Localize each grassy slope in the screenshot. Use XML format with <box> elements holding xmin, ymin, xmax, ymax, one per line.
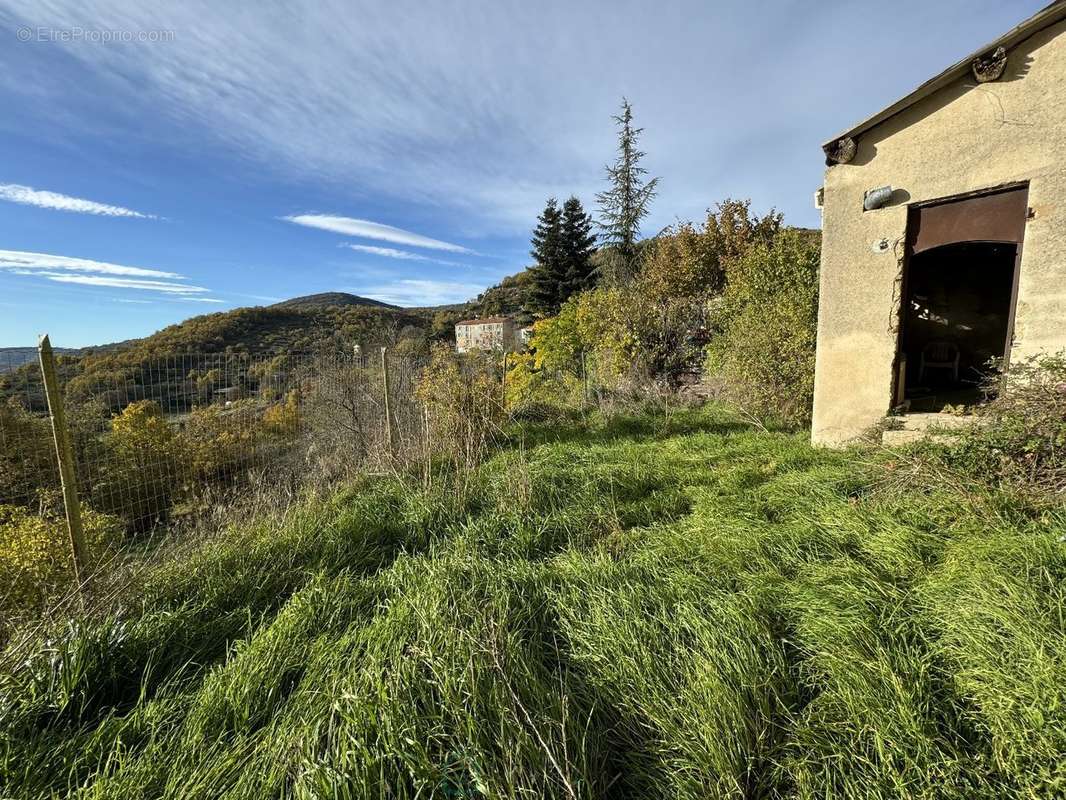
<box><xmin>1</xmin><ymin>406</ymin><xmax>1064</xmax><ymax>799</ymax></box>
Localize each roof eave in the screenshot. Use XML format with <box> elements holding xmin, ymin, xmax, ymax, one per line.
<box><xmin>821</xmin><ymin>1</ymin><xmax>1066</xmax><ymax>156</ymax></box>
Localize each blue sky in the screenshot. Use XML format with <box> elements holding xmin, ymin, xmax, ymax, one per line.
<box><xmin>0</xmin><ymin>0</ymin><xmax>1045</xmax><ymax>346</ymax></box>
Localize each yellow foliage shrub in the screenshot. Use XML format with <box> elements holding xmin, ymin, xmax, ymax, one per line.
<box><xmin>416</xmin><ymin>345</ymin><xmax>504</xmax><ymax>472</ymax></box>
<box><xmin>263</xmin><ymin>391</ymin><xmax>300</xmax><ymax>437</ymax></box>
<box><xmin>0</xmin><ymin>501</ymin><xmax>122</xmax><ymax>614</ymax></box>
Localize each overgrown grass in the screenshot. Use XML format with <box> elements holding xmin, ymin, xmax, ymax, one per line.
<box><xmin>1</xmin><ymin>404</ymin><xmax>1063</xmax><ymax>798</ymax></box>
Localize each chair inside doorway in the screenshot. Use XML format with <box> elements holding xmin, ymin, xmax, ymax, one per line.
<box><xmin>898</xmin><ymin>241</ymin><xmax>1017</xmax><ymax>412</ymax></box>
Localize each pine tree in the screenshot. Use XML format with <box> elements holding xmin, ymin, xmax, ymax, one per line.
<box><xmin>527</xmin><ymin>197</ymin><xmax>566</xmax><ymax>316</ymax></box>
<box><xmin>595</xmin><ymin>99</ymin><xmax>659</xmax><ymax>285</ymax></box>
<box><xmin>560</xmin><ymin>196</ymin><xmax>597</xmax><ymax>297</ymax></box>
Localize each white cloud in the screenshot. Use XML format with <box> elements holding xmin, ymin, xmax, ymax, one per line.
<box><xmin>0</xmin><ymin>183</ymin><xmax>156</xmax><ymax>218</ymax></box>
<box><xmin>343</xmin><ymin>244</ymin><xmax>429</xmax><ymax>261</ymax></box>
<box><xmin>0</xmin><ymin>249</ymin><xmax>216</xmax><ymax>300</ymax></box>
<box><xmin>285</xmin><ymin>215</ymin><xmax>472</xmax><ymax>253</ymax></box>
<box><xmin>352</xmin><ymin>279</ymin><xmax>483</xmax><ymax>307</ymax></box>
<box><xmin>0</xmin><ymin>1</ymin><xmax>1038</xmax><ymax>236</ymax></box>
<box><xmin>0</xmin><ymin>250</ymin><xmax>180</xmax><ymax>278</ymax></box>
<box><xmin>340</xmin><ymin>243</ymin><xmax>471</xmax><ymax>268</ymax></box>
<box><xmin>29</xmin><ymin>273</ymin><xmax>210</xmax><ymax>295</ymax></box>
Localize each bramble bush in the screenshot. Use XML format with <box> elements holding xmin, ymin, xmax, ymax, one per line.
<box><xmin>942</xmin><ymin>352</ymin><xmax>1066</xmax><ymax>500</ymax></box>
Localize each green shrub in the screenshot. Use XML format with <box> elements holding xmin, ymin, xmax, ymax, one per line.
<box><xmin>0</xmin><ymin>400</ymin><xmax>57</xmax><ymax>506</ymax></box>
<box><xmin>705</xmin><ymin>228</ymin><xmax>820</xmax><ymax>425</ymax></box>
<box><xmin>942</xmin><ymin>352</ymin><xmax>1066</xmax><ymax>500</ymax></box>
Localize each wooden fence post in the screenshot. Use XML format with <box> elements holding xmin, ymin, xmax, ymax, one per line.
<box><xmin>38</xmin><ymin>334</ymin><xmax>88</xmax><ymax>593</ymax></box>
<box><xmin>581</xmin><ymin>349</ymin><xmax>589</xmax><ymax>404</ymax></box>
<box><xmin>501</xmin><ymin>350</ymin><xmax>508</xmax><ymax>411</ymax></box>
<box><xmin>381</xmin><ymin>346</ymin><xmax>395</xmax><ymax>459</ymax></box>
<box><xmin>422</xmin><ymin>404</ymin><xmax>431</xmax><ymax>490</ymax></box>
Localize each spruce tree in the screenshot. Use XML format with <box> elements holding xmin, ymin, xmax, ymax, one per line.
<box><xmin>595</xmin><ymin>99</ymin><xmax>659</xmax><ymax>284</ymax></box>
<box><xmin>527</xmin><ymin>197</ymin><xmax>566</xmax><ymax>316</ymax></box>
<box><xmin>560</xmin><ymin>196</ymin><xmax>597</xmax><ymax>296</ymax></box>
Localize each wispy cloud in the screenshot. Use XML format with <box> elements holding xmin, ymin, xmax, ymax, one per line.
<box><xmin>0</xmin><ymin>183</ymin><xmax>157</xmax><ymax>218</ymax></box>
<box><xmin>352</xmin><ymin>279</ymin><xmax>482</xmax><ymax>307</ymax></box>
<box><xmin>340</xmin><ymin>243</ymin><xmax>471</xmax><ymax>269</ymax></box>
<box><xmin>343</xmin><ymin>244</ymin><xmax>429</xmax><ymax>261</ymax></box>
<box><xmin>0</xmin><ymin>250</ymin><xmax>179</xmax><ymax>278</ymax></box>
<box><xmin>284</xmin><ymin>215</ymin><xmax>472</xmax><ymax>254</ymax></box>
<box><xmin>0</xmin><ymin>1</ymin><xmax>1039</xmax><ymax>238</ymax></box>
<box><xmin>0</xmin><ymin>249</ymin><xmax>218</xmax><ymax>301</ymax></box>
<box><xmin>23</xmin><ymin>273</ymin><xmax>211</xmax><ymax>295</ymax></box>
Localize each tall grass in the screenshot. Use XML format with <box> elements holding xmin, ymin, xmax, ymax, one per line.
<box><xmin>1</xmin><ymin>404</ymin><xmax>1063</xmax><ymax>798</ymax></box>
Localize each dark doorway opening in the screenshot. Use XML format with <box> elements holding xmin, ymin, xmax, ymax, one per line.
<box><xmin>899</xmin><ymin>241</ymin><xmax>1017</xmax><ymax>412</ymax></box>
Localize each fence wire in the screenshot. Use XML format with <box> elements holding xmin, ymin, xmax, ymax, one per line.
<box><xmin>0</xmin><ymin>349</ymin><xmax>429</xmax><ymax>537</ymax></box>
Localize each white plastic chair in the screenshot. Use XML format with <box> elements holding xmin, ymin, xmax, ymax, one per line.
<box><xmin>918</xmin><ymin>340</ymin><xmax>960</xmax><ymax>383</ymax></box>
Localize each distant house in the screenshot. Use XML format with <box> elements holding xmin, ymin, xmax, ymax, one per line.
<box><xmin>455</xmin><ymin>317</ymin><xmax>516</xmax><ymax>353</ymax></box>
<box><xmin>811</xmin><ymin>2</ymin><xmax>1066</xmax><ymax>445</ymax></box>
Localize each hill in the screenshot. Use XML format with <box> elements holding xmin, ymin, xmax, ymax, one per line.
<box><xmin>0</xmin><ymin>300</ymin><xmax>433</xmax><ymax>409</ymax></box>
<box><xmin>83</xmin><ymin>303</ymin><xmax>424</xmax><ymax>357</ymax></box>
<box><xmin>272</xmin><ymin>292</ymin><xmax>399</xmax><ymax>311</ymax></box>
<box><xmin>2</xmin><ymin>404</ymin><xmax>1061</xmax><ymax>796</ymax></box>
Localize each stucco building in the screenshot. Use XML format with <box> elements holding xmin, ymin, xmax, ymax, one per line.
<box><xmin>455</xmin><ymin>317</ymin><xmax>516</xmax><ymax>353</ymax></box>
<box><xmin>811</xmin><ymin>1</ymin><xmax>1066</xmax><ymax>445</ymax></box>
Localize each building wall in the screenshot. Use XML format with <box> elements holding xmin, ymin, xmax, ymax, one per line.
<box><xmin>455</xmin><ymin>320</ymin><xmax>515</xmax><ymax>353</ymax></box>
<box><xmin>812</xmin><ymin>19</ymin><xmax>1066</xmax><ymax>445</ymax></box>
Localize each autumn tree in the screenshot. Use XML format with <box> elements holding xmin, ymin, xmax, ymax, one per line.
<box><xmin>639</xmin><ymin>198</ymin><xmax>783</xmax><ymax>302</ymax></box>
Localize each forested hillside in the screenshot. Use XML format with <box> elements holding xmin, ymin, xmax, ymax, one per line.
<box><xmin>0</xmin><ymin>296</ymin><xmax>432</xmax><ymax>403</ymax></box>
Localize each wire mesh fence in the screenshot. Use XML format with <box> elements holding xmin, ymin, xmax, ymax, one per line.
<box><xmin>0</xmin><ymin>348</ymin><xmax>438</xmax><ymax>534</ymax></box>
<box><xmin>1</xmin><ymin>339</ymin><xmax>636</xmax><ymax>629</ymax></box>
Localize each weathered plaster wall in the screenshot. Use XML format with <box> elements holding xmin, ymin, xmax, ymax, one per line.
<box><xmin>812</xmin><ymin>20</ymin><xmax>1066</xmax><ymax>445</ymax></box>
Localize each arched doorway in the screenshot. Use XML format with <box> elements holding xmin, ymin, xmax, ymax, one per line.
<box><xmin>895</xmin><ymin>185</ymin><xmax>1028</xmax><ymax>412</ymax></box>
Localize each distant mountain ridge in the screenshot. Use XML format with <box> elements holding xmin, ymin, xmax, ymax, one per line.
<box><xmin>0</xmin><ymin>346</ymin><xmax>78</xmax><ymax>373</ymax></box>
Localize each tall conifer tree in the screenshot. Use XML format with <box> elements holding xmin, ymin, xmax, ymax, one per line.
<box><xmin>527</xmin><ymin>197</ymin><xmax>566</xmax><ymax>316</ymax></box>
<box><xmin>596</xmin><ymin>99</ymin><xmax>659</xmax><ymax>284</ymax></box>
<box><xmin>560</xmin><ymin>196</ymin><xmax>597</xmax><ymax>296</ymax></box>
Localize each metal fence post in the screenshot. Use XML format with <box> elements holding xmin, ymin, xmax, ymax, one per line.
<box><xmin>38</xmin><ymin>334</ymin><xmax>88</xmax><ymax>593</ymax></box>
<box><xmin>381</xmin><ymin>346</ymin><xmax>395</xmax><ymax>458</ymax></box>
